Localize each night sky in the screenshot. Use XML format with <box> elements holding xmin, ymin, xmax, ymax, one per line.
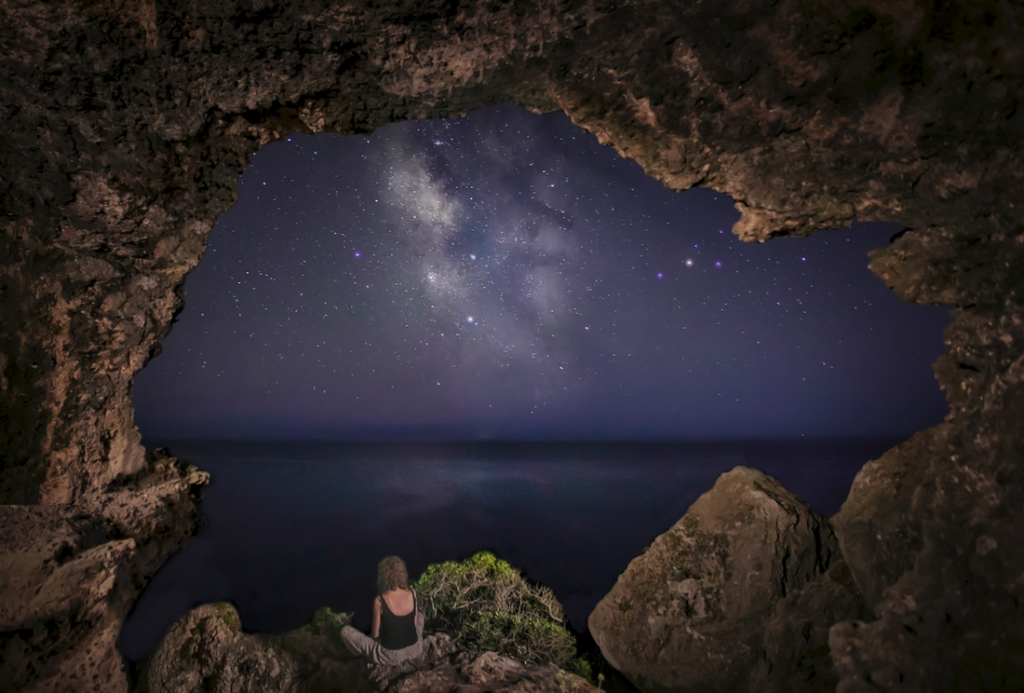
<box><xmin>133</xmin><ymin>104</ymin><xmax>950</xmax><ymax>441</ymax></box>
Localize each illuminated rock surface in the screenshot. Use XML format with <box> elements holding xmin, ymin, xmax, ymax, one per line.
<box><xmin>1</xmin><ymin>0</ymin><xmax>1022</xmax><ymax>690</ymax></box>
<box><xmin>589</xmin><ymin>467</ymin><xmax>843</xmax><ymax>691</ymax></box>
<box><xmin>0</xmin><ymin>451</ymin><xmax>206</xmax><ymax>693</ymax></box>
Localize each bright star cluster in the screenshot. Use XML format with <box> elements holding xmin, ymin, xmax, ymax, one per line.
<box><xmin>133</xmin><ymin>104</ymin><xmax>950</xmax><ymax>440</ymax></box>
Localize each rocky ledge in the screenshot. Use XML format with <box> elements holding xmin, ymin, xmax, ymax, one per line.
<box><xmin>140</xmin><ymin>603</ymin><xmax>598</xmax><ymax>693</ymax></box>
<box><xmin>0</xmin><ymin>451</ymin><xmax>207</xmax><ymax>693</ymax></box>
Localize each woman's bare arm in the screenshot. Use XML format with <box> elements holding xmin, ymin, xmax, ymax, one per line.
<box><xmin>371</xmin><ymin>596</ymin><xmax>382</xmax><ymax>639</ymax></box>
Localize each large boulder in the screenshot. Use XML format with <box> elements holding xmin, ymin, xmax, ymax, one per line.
<box><xmin>828</xmin><ymin>422</ymin><xmax>1024</xmax><ymax>691</ymax></box>
<box><xmin>589</xmin><ymin>466</ymin><xmax>840</xmax><ymax>692</ymax></box>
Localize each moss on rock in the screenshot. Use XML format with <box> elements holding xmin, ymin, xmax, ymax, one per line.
<box><xmin>215</xmin><ymin>602</ymin><xmax>242</xmax><ymax>632</ymax></box>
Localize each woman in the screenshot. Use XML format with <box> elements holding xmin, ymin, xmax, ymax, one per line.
<box><xmin>341</xmin><ymin>556</ymin><xmax>424</xmax><ymax>665</ymax></box>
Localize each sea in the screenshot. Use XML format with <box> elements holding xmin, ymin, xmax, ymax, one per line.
<box><xmin>116</xmin><ymin>437</ymin><xmax>901</xmax><ymax>662</ymax></box>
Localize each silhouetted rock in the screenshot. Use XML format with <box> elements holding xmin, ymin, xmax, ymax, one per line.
<box><xmin>589</xmin><ymin>466</ymin><xmax>839</xmax><ymax>692</ymax></box>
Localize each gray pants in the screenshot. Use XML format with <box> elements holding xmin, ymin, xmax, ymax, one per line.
<box><xmin>340</xmin><ymin>619</ymin><xmax>424</xmax><ymax>666</ymax></box>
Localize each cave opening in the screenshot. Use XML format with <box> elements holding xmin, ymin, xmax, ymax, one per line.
<box><xmin>121</xmin><ymin>103</ymin><xmax>950</xmax><ymax>661</ymax></box>
<box><xmin>2</xmin><ymin>1</ymin><xmax>1019</xmax><ymax>688</ymax></box>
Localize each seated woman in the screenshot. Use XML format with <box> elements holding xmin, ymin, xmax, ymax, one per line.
<box><xmin>341</xmin><ymin>556</ymin><xmax>424</xmax><ymax>666</ymax></box>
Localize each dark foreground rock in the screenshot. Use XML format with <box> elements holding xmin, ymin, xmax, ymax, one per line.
<box><xmin>143</xmin><ymin>603</ymin><xmax>599</xmax><ymax>693</ymax></box>
<box><xmin>829</xmin><ymin>424</ymin><xmax>1024</xmax><ymax>692</ymax></box>
<box><xmin>589</xmin><ymin>466</ymin><xmax>842</xmax><ymax>693</ymax></box>
<box><xmin>830</xmin><ymin>427</ymin><xmax>946</xmax><ymax>613</ymax></box>
<box><xmin>749</xmin><ymin>560</ymin><xmax>870</xmax><ymax>693</ymax></box>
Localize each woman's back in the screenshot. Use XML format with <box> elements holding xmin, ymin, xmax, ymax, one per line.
<box><xmin>341</xmin><ymin>556</ymin><xmax>424</xmax><ymax>664</ymax></box>
<box><xmin>378</xmin><ymin>588</ymin><xmax>418</xmax><ymax>650</ymax></box>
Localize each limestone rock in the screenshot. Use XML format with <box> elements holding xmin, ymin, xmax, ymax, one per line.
<box><xmin>589</xmin><ymin>466</ymin><xmax>840</xmax><ymax>692</ymax></box>
<box><xmin>388</xmin><ymin>650</ymin><xmax>598</xmax><ymax>693</ymax></box>
<box><xmin>829</xmin><ymin>422</ymin><xmax>1024</xmax><ymax>692</ymax></box>
<box><xmin>0</xmin><ymin>450</ymin><xmax>206</xmax><ymax>693</ymax></box>
<box><xmin>146</xmin><ymin>603</ymin><xmax>298</xmax><ymax>693</ymax></box>
<box><xmin>831</xmin><ymin>427</ymin><xmax>946</xmax><ymax>611</ymax></box>
<box><xmin>3</xmin><ymin>0</ymin><xmax>1024</xmax><ymax>689</ymax></box>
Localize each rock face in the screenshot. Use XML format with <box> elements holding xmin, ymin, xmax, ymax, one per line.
<box><xmin>589</xmin><ymin>467</ymin><xmax>841</xmax><ymax>692</ymax></box>
<box><xmin>144</xmin><ymin>603</ymin><xmax>598</xmax><ymax>693</ymax></box>
<box><xmin>830</xmin><ymin>423</ymin><xmax>1024</xmax><ymax>691</ymax></box>
<box><xmin>749</xmin><ymin>560</ymin><xmax>870</xmax><ymax>693</ymax></box>
<box><xmin>831</xmin><ymin>427</ymin><xmax>945</xmax><ymax>612</ymax></box>
<box><xmin>0</xmin><ymin>451</ymin><xmax>207</xmax><ymax>693</ymax></box>
<box><xmin>2</xmin><ymin>0</ymin><xmax>1023</xmax><ymax>690</ymax></box>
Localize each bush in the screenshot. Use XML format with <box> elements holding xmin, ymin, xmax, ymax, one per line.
<box><xmin>309</xmin><ymin>606</ymin><xmax>352</xmax><ymax>635</ymax></box>
<box><xmin>411</xmin><ymin>551</ymin><xmax>576</xmax><ymax>668</ymax></box>
<box><xmin>572</xmin><ymin>656</ymin><xmax>593</xmax><ymax>683</ymax></box>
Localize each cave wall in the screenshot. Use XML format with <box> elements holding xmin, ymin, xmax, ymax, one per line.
<box><xmin>1</xmin><ymin>0</ymin><xmax>1022</xmax><ymax>690</ymax></box>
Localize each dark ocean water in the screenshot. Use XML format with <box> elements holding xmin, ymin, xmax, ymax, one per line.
<box><xmin>117</xmin><ymin>438</ymin><xmax>902</xmax><ymax>662</ymax></box>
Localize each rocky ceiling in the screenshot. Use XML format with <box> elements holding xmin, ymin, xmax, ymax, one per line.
<box><xmin>1</xmin><ymin>0</ymin><xmax>1022</xmax><ymax>691</ymax></box>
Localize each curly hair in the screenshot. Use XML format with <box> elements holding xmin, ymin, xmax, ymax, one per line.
<box><xmin>377</xmin><ymin>556</ymin><xmax>409</xmax><ymax>593</ymax></box>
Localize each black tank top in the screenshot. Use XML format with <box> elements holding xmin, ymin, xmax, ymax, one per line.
<box><xmin>378</xmin><ymin>591</ymin><xmax>418</xmax><ymax>650</ymax></box>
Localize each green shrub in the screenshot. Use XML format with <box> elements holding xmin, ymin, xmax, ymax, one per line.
<box><xmin>572</xmin><ymin>656</ymin><xmax>594</xmax><ymax>683</ymax></box>
<box><xmin>309</xmin><ymin>606</ymin><xmax>352</xmax><ymax>635</ymax></box>
<box><xmin>411</xmin><ymin>551</ymin><xmax>576</xmax><ymax>668</ymax></box>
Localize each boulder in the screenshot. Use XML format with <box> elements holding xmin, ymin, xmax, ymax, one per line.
<box><xmin>830</xmin><ymin>427</ymin><xmax>945</xmax><ymax>611</ymax></box>
<box><xmin>145</xmin><ymin>603</ymin><xmax>299</xmax><ymax>693</ymax></box>
<box><xmin>589</xmin><ymin>466</ymin><xmax>840</xmax><ymax>692</ymax></box>
<box><xmin>828</xmin><ymin>422</ymin><xmax>1024</xmax><ymax>692</ymax></box>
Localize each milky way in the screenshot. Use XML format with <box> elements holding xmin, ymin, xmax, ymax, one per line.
<box><xmin>133</xmin><ymin>104</ymin><xmax>950</xmax><ymax>440</ymax></box>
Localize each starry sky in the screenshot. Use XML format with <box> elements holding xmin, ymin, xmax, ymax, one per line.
<box><xmin>133</xmin><ymin>104</ymin><xmax>950</xmax><ymax>441</ymax></box>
